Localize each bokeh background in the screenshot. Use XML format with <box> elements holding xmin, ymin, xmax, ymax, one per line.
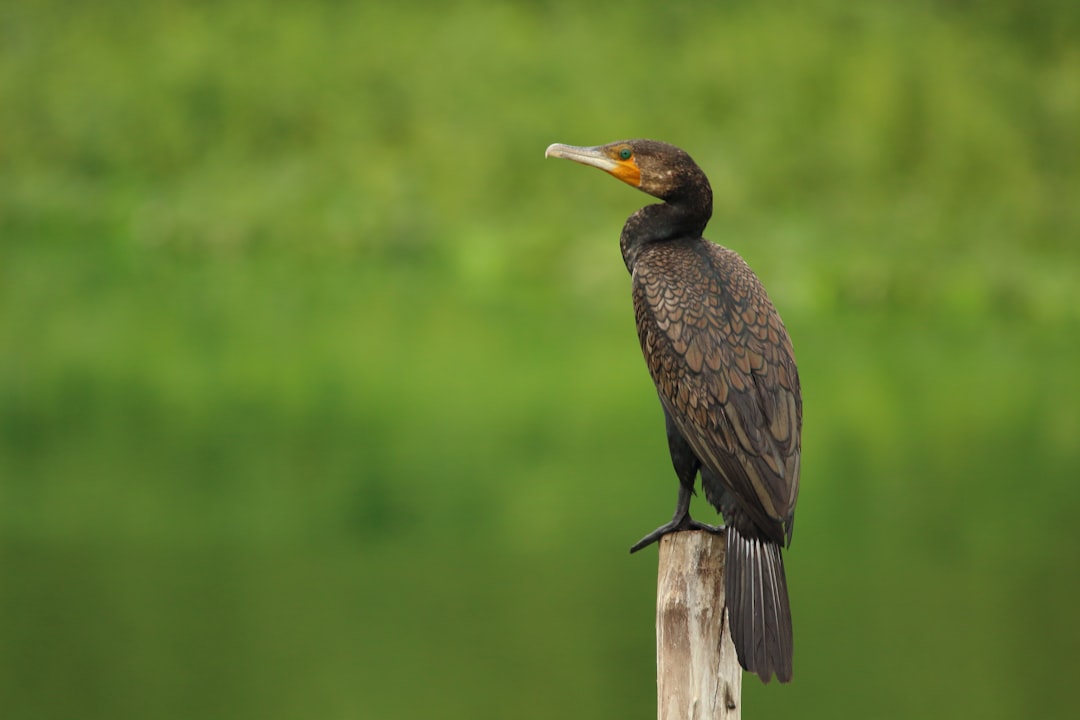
<box><xmin>2</xmin><ymin>1</ymin><xmax>1079</xmax><ymax>718</ymax></box>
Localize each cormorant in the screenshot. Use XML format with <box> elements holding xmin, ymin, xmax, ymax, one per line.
<box><xmin>545</xmin><ymin>139</ymin><xmax>802</xmax><ymax>684</ymax></box>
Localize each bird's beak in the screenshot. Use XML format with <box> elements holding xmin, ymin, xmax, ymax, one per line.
<box><xmin>545</xmin><ymin>143</ymin><xmax>617</xmax><ymax>170</ymax></box>
<box><xmin>545</xmin><ymin>143</ymin><xmax>641</xmax><ymax>187</ymax></box>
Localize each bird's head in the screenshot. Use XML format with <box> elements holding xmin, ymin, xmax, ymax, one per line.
<box><xmin>544</xmin><ymin>139</ymin><xmax>710</xmax><ymax>205</ymax></box>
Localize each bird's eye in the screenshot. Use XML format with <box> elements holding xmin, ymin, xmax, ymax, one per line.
<box><xmin>619</xmin><ymin>148</ymin><xmax>633</xmax><ymax>160</ymax></box>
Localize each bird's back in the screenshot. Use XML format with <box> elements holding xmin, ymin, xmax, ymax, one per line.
<box><xmin>631</xmin><ymin>237</ymin><xmax>801</xmax><ymax>543</ymax></box>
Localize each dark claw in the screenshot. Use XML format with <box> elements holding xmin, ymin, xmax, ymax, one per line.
<box><xmin>629</xmin><ymin>516</ymin><xmax>724</xmax><ymax>554</ymax></box>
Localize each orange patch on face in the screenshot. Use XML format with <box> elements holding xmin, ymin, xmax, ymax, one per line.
<box><xmin>609</xmin><ymin>158</ymin><xmax>641</xmax><ymax>187</ymax></box>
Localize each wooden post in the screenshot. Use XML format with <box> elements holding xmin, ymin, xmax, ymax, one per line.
<box><xmin>656</xmin><ymin>531</ymin><xmax>741</xmax><ymax>720</ymax></box>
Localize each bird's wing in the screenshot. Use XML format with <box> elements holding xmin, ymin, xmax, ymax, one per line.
<box><xmin>633</xmin><ymin>240</ymin><xmax>802</xmax><ymax>544</ymax></box>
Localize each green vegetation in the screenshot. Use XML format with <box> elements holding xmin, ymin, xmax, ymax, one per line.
<box><xmin>2</xmin><ymin>1</ymin><xmax>1078</xmax><ymax>718</ymax></box>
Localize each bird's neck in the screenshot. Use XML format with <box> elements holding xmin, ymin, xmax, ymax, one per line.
<box><xmin>620</xmin><ymin>197</ymin><xmax>711</xmax><ymax>273</ymax></box>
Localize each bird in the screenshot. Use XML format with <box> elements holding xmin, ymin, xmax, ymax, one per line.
<box><xmin>545</xmin><ymin>139</ymin><xmax>802</xmax><ymax>683</ymax></box>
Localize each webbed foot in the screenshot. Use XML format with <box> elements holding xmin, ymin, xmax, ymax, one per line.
<box><xmin>629</xmin><ymin>514</ymin><xmax>724</xmax><ymax>553</ymax></box>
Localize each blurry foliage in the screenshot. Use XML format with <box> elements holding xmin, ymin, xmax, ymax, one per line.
<box><xmin>1</xmin><ymin>1</ymin><xmax>1079</xmax><ymax>718</ymax></box>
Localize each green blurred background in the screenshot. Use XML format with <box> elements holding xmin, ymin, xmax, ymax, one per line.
<box><xmin>2</xmin><ymin>0</ymin><xmax>1079</xmax><ymax>718</ymax></box>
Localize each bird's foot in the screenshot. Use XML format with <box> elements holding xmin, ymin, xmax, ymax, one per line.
<box><xmin>629</xmin><ymin>515</ymin><xmax>725</xmax><ymax>554</ymax></box>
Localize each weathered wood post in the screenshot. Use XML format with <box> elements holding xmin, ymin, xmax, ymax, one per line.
<box><xmin>656</xmin><ymin>531</ymin><xmax>741</xmax><ymax>720</ymax></box>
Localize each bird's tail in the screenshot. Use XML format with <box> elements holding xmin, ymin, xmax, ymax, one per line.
<box><xmin>724</xmin><ymin>526</ymin><xmax>793</xmax><ymax>683</ymax></box>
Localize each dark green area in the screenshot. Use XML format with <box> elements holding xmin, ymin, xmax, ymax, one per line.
<box><xmin>2</xmin><ymin>1</ymin><xmax>1079</xmax><ymax>718</ymax></box>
